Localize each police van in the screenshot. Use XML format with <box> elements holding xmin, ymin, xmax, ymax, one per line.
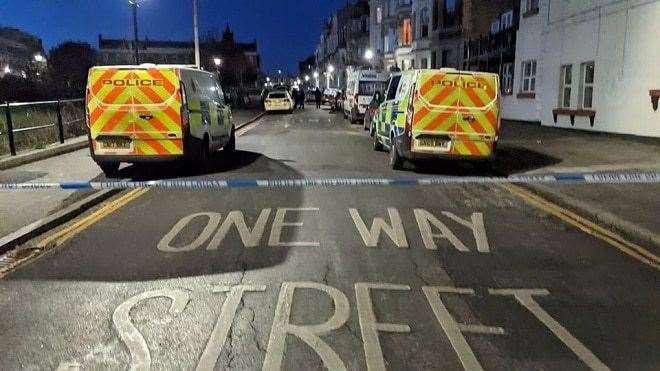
<box><xmin>372</xmin><ymin>69</ymin><xmax>501</xmax><ymax>170</ymax></box>
<box><xmin>342</xmin><ymin>67</ymin><xmax>388</xmax><ymax>123</ymax></box>
<box><xmin>85</xmin><ymin>64</ymin><xmax>234</xmax><ymax>175</ymax></box>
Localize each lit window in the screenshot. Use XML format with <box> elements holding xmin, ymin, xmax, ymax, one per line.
<box><xmin>559</xmin><ymin>64</ymin><xmax>572</xmax><ymax>108</ymax></box>
<box><xmin>580</xmin><ymin>62</ymin><xmax>595</xmax><ymax>109</ymax></box>
<box><xmin>401</xmin><ymin>18</ymin><xmax>412</xmax><ymax>45</ymax></box>
<box><xmin>521</xmin><ymin>60</ymin><xmax>537</xmax><ymax>93</ymax></box>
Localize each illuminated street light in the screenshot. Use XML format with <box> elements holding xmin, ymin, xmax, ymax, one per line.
<box><xmin>266</xmin><ymin>77</ymin><xmax>271</xmax><ymax>82</ymax></box>
<box><xmin>313</xmin><ymin>71</ymin><xmax>319</xmax><ymax>78</ymax></box>
<box><xmin>34</xmin><ymin>54</ymin><xmax>44</xmax><ymax>62</ymax></box>
<box><xmin>3</xmin><ymin>65</ymin><xmax>10</xmax><ymax>74</ymax></box>
<box><xmin>213</xmin><ymin>57</ymin><xmax>222</xmax><ymax>66</ymax></box>
<box><xmin>327</xmin><ymin>65</ymin><xmax>335</xmax><ymax>73</ymax></box>
<box><xmin>304</xmin><ymin>75</ymin><xmax>310</xmax><ymax>82</ymax></box>
<box><xmin>364</xmin><ymin>49</ymin><xmax>374</xmax><ymax>61</ymax></box>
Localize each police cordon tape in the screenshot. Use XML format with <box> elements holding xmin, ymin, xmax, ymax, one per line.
<box><xmin>1</xmin><ymin>171</ymin><xmax>659</xmax><ymax>190</ymax></box>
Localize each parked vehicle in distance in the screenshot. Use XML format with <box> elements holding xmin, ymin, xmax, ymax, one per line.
<box><xmin>86</xmin><ymin>64</ymin><xmax>234</xmax><ymax>175</ymax></box>
<box><xmin>364</xmin><ymin>90</ymin><xmax>384</xmax><ymax>134</ymax></box>
<box><xmin>373</xmin><ymin>68</ymin><xmax>501</xmax><ymax>170</ymax></box>
<box><xmin>322</xmin><ymin>88</ymin><xmax>340</xmax><ymax>105</ymax></box>
<box><xmin>264</xmin><ymin>90</ymin><xmax>294</xmax><ymax>113</ymax></box>
<box><xmin>343</xmin><ymin>68</ymin><xmax>388</xmax><ymax>124</ymax></box>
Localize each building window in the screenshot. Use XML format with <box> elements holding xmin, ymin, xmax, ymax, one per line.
<box><xmin>443</xmin><ymin>0</ymin><xmax>462</xmax><ymax>28</ymax></box>
<box><xmin>421</xmin><ymin>58</ymin><xmax>428</xmax><ymax>69</ymax></box>
<box><xmin>521</xmin><ymin>60</ymin><xmax>537</xmax><ymax>93</ymax></box>
<box><xmin>501</xmin><ymin>63</ymin><xmax>513</xmax><ymax>94</ymax></box>
<box><xmin>431</xmin><ymin>52</ymin><xmax>437</xmax><ymax>68</ymax></box>
<box><xmin>401</xmin><ymin>18</ymin><xmax>413</xmax><ymax>46</ymax></box>
<box><xmin>524</xmin><ymin>0</ymin><xmax>539</xmax><ymax>16</ymax></box>
<box><xmin>501</xmin><ymin>10</ymin><xmax>514</xmax><ymax>29</ymax></box>
<box><xmin>580</xmin><ymin>62</ymin><xmax>595</xmax><ymax>109</ymax></box>
<box><xmin>490</xmin><ymin>20</ymin><xmax>501</xmax><ymax>35</ymax></box>
<box><xmin>559</xmin><ymin>64</ymin><xmax>572</xmax><ymax>108</ymax></box>
<box><xmin>377</xmin><ymin>7</ymin><xmax>382</xmax><ymax>24</ymax></box>
<box><xmin>420</xmin><ymin>8</ymin><xmax>430</xmax><ymax>38</ymax></box>
<box><xmin>388</xmin><ymin>0</ymin><xmax>397</xmax><ymax>16</ymax></box>
<box><xmin>441</xmin><ymin>49</ymin><xmax>450</xmax><ymax>67</ymax></box>
<box><xmin>433</xmin><ymin>0</ymin><xmax>439</xmax><ymax>29</ymax></box>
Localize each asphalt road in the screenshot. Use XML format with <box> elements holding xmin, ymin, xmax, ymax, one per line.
<box><xmin>1</xmin><ymin>108</ymin><xmax>658</xmax><ymax>370</ymax></box>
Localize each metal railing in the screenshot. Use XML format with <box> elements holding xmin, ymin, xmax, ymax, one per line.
<box><xmin>0</xmin><ymin>98</ymin><xmax>85</xmax><ymax>156</ymax></box>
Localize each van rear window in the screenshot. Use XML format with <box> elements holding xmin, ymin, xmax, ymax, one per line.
<box><xmin>359</xmin><ymin>81</ymin><xmax>388</xmax><ymax>95</ymax></box>
<box><xmin>269</xmin><ymin>93</ymin><xmax>286</xmax><ymax>99</ymax></box>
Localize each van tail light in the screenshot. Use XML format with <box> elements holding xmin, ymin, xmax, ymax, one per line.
<box><xmin>179</xmin><ymin>81</ymin><xmax>189</xmax><ymax>134</ymax></box>
<box><xmin>406</xmin><ymin>84</ymin><xmax>417</xmax><ymax>135</ymax></box>
<box><xmin>85</xmin><ymin>88</ymin><xmax>91</xmax><ymax>128</ymax></box>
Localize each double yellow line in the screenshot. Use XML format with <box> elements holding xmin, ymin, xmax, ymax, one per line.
<box><xmin>36</xmin><ymin>188</ymin><xmax>149</xmax><ymax>249</ymax></box>
<box><xmin>501</xmin><ymin>183</ymin><xmax>660</xmax><ymax>270</ymax></box>
<box><xmin>34</xmin><ymin>114</ymin><xmax>266</xmax><ymax>251</ymax></box>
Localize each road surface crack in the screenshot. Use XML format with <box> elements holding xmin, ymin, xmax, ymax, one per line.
<box><xmin>407</xmin><ymin>254</ymin><xmax>431</xmax><ymax>285</ymax></box>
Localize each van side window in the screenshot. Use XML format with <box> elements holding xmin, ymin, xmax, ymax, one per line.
<box><xmin>190</xmin><ymin>79</ymin><xmax>198</xmax><ymax>93</ymax></box>
<box><xmin>386</xmin><ymin>75</ymin><xmax>401</xmax><ymax>100</ymax></box>
<box><xmin>215</xmin><ymin>82</ymin><xmax>224</xmax><ymax>102</ymax></box>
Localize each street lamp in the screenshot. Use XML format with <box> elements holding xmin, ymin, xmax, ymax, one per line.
<box><xmin>34</xmin><ymin>54</ymin><xmax>44</xmax><ymax>63</ymax></box>
<box><xmin>304</xmin><ymin>75</ymin><xmax>310</xmax><ymax>82</ymax></box>
<box><xmin>128</xmin><ymin>0</ymin><xmax>140</xmax><ymax>64</ymax></box>
<box><xmin>3</xmin><ymin>65</ymin><xmax>10</xmax><ymax>74</ymax></box>
<box><xmin>326</xmin><ymin>65</ymin><xmax>334</xmax><ymax>89</ymax></box>
<box><xmin>213</xmin><ymin>57</ymin><xmax>222</xmax><ymax>79</ymax></box>
<box><xmin>364</xmin><ymin>49</ymin><xmax>374</xmax><ymax>67</ymax></box>
<box><xmin>313</xmin><ymin>71</ymin><xmax>319</xmax><ymax>88</ymax></box>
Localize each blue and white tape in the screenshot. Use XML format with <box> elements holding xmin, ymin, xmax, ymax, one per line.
<box><xmin>0</xmin><ymin>171</ymin><xmax>659</xmax><ymax>190</ymax></box>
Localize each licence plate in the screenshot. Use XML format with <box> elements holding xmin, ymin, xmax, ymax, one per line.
<box><xmin>418</xmin><ymin>138</ymin><xmax>450</xmax><ymax>149</ymax></box>
<box><xmin>99</xmin><ymin>136</ymin><xmax>131</xmax><ymax>150</ymax></box>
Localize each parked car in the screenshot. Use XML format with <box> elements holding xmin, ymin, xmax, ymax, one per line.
<box><xmin>264</xmin><ymin>90</ymin><xmax>294</xmax><ymax>113</ymax></box>
<box><xmin>322</xmin><ymin>88</ymin><xmax>340</xmax><ymax>105</ymax></box>
<box><xmin>372</xmin><ymin>68</ymin><xmax>501</xmax><ymax>170</ymax></box>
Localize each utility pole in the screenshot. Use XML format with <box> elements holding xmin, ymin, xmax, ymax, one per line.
<box><xmin>193</xmin><ymin>0</ymin><xmax>200</xmax><ymax>68</ymax></box>
<box><xmin>130</xmin><ymin>0</ymin><xmax>139</xmax><ymax>64</ymax></box>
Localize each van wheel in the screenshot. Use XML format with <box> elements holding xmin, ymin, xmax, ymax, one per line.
<box><xmin>98</xmin><ymin>162</ymin><xmax>120</xmax><ymax>177</ymax></box>
<box><xmin>373</xmin><ymin>132</ymin><xmax>383</xmax><ymax>151</ymax></box>
<box><xmin>225</xmin><ymin>127</ymin><xmax>236</xmax><ymax>152</ymax></box>
<box><xmin>198</xmin><ymin>136</ymin><xmax>210</xmax><ymax>166</ymax></box>
<box><xmin>389</xmin><ymin>138</ymin><xmax>404</xmax><ymax>170</ymax></box>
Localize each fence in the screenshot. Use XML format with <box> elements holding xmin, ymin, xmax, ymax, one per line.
<box><xmin>0</xmin><ymin>98</ymin><xmax>86</xmax><ymax>156</ymax></box>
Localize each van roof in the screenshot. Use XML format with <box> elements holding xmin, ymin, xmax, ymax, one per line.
<box><xmin>90</xmin><ymin>64</ymin><xmax>206</xmax><ymax>73</ymax></box>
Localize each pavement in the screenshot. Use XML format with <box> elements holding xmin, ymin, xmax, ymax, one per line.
<box><xmin>0</xmin><ymin>108</ymin><xmax>658</xmax><ymax>370</ymax></box>
<box><xmin>496</xmin><ymin>121</ymin><xmax>660</xmax><ymax>249</ymax></box>
<box><xmin>0</xmin><ymin>108</ymin><xmax>262</xmax><ymax>240</ymax></box>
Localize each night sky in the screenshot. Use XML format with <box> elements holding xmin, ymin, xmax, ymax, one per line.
<box><xmin>0</xmin><ymin>0</ymin><xmax>347</xmax><ymax>74</ymax></box>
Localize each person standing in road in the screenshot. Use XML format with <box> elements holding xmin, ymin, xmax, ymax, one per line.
<box><xmin>299</xmin><ymin>89</ymin><xmax>305</xmax><ymax>109</ymax></box>
<box><xmin>314</xmin><ymin>87</ymin><xmax>322</xmax><ymax>109</ymax></box>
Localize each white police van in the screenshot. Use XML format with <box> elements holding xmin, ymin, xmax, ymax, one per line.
<box><xmin>342</xmin><ymin>67</ymin><xmax>388</xmax><ymax>124</ymax></box>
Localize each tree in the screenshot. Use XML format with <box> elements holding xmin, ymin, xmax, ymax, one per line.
<box><xmin>47</xmin><ymin>42</ymin><xmax>97</xmax><ymax>98</ymax></box>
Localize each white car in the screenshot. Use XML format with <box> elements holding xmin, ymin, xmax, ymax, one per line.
<box><xmin>264</xmin><ymin>91</ymin><xmax>294</xmax><ymax>113</ymax></box>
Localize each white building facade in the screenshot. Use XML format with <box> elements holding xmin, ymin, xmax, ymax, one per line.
<box><xmin>503</xmin><ymin>0</ymin><xmax>660</xmax><ymax>137</ymax></box>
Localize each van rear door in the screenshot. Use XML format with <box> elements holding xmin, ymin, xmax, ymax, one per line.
<box><xmin>454</xmin><ymin>71</ymin><xmax>499</xmax><ymax>156</ymax></box>
<box><xmin>411</xmin><ymin>70</ymin><xmax>499</xmax><ymax>156</ymax></box>
<box><xmin>411</xmin><ymin>70</ymin><xmax>462</xmax><ymax>152</ymax></box>
<box><xmin>87</xmin><ymin>67</ymin><xmax>183</xmax><ymax>156</ymax></box>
